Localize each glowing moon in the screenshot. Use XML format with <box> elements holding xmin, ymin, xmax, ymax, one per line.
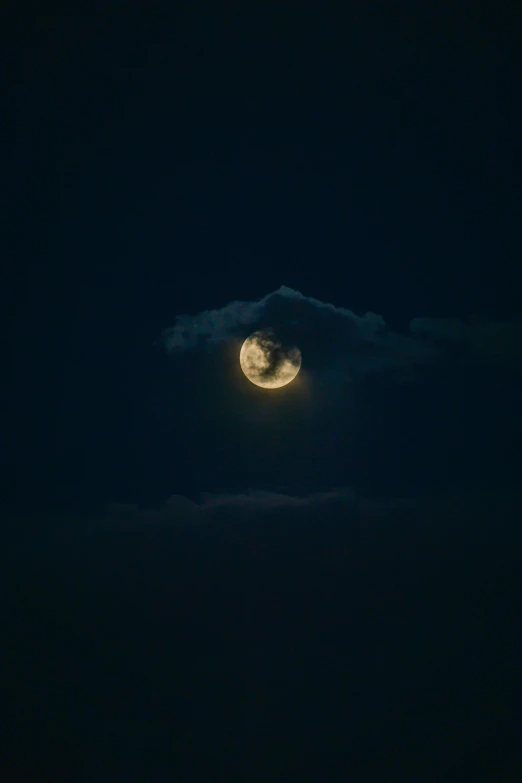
<box><xmin>240</xmin><ymin>329</ymin><xmax>301</xmax><ymax>389</ymax></box>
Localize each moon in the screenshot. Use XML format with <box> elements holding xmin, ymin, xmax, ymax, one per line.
<box><xmin>239</xmin><ymin>329</ymin><xmax>301</xmax><ymax>389</ymax></box>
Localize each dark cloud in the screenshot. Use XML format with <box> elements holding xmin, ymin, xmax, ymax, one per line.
<box><xmin>410</xmin><ymin>315</ymin><xmax>522</xmax><ymax>368</ymax></box>
<box><xmin>58</xmin><ymin>485</ymin><xmax>521</xmax><ymax>541</ymax></box>
<box><xmin>161</xmin><ymin>285</ymin><xmax>441</xmax><ymax>376</ymax></box>
<box><xmin>161</xmin><ymin>286</ymin><xmax>385</xmax><ymax>351</ymax></box>
<box><xmin>4</xmin><ymin>488</ymin><xmax>520</xmax><ymax>764</ymax></box>
<box><xmin>67</xmin><ymin>487</ymin><xmax>359</xmax><ymax>536</ymax></box>
<box><xmin>161</xmin><ymin>286</ymin><xmax>522</xmax><ymax>374</ymax></box>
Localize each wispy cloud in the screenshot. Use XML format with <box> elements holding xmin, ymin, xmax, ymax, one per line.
<box><xmin>410</xmin><ymin>315</ymin><xmax>522</xmax><ymax>368</ymax></box>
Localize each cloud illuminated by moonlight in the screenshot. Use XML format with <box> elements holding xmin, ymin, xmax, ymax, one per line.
<box><xmin>160</xmin><ymin>285</ymin><xmax>522</xmax><ymax>373</ymax></box>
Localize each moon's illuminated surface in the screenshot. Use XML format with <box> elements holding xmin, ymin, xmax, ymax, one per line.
<box><xmin>240</xmin><ymin>329</ymin><xmax>301</xmax><ymax>389</ymax></box>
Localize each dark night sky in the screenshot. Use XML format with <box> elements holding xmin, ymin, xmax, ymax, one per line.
<box><xmin>3</xmin><ymin>4</ymin><xmax>522</xmax><ymax>779</ymax></box>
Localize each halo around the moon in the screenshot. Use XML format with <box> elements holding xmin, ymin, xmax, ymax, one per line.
<box><xmin>239</xmin><ymin>329</ymin><xmax>301</xmax><ymax>389</ymax></box>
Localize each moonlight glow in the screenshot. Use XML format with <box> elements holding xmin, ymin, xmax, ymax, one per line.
<box><xmin>239</xmin><ymin>329</ymin><xmax>301</xmax><ymax>389</ymax></box>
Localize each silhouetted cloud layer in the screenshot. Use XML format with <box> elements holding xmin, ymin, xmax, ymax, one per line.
<box><xmin>70</xmin><ymin>487</ymin><xmax>359</xmax><ymax>535</ymax></box>
<box><xmin>4</xmin><ymin>488</ymin><xmax>520</xmax><ymax>762</ymax></box>
<box><xmin>62</xmin><ymin>486</ymin><xmax>521</xmax><ymax>539</ymax></box>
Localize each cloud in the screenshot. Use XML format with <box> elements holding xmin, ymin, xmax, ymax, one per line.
<box><xmin>161</xmin><ymin>285</ymin><xmax>384</xmax><ymax>350</ymax></box>
<box><xmin>161</xmin><ymin>286</ymin><xmax>522</xmax><ymax>373</ymax></box>
<box><xmin>58</xmin><ymin>485</ymin><xmax>522</xmax><ymax>540</ymax></box>
<box><xmin>409</xmin><ymin>315</ymin><xmax>522</xmax><ymax>368</ymax></box>
<box><xmin>71</xmin><ymin>487</ymin><xmax>359</xmax><ymax>535</ymax></box>
<box><xmin>6</xmin><ymin>487</ymin><xmax>521</xmax><ymax>762</ymax></box>
<box><xmin>160</xmin><ymin>285</ymin><xmax>440</xmax><ymax>375</ymax></box>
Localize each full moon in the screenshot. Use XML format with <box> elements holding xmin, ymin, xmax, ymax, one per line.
<box><xmin>239</xmin><ymin>329</ymin><xmax>301</xmax><ymax>389</ymax></box>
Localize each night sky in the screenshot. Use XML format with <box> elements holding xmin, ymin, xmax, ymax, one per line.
<box><xmin>4</xmin><ymin>5</ymin><xmax>522</xmax><ymax>780</ymax></box>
